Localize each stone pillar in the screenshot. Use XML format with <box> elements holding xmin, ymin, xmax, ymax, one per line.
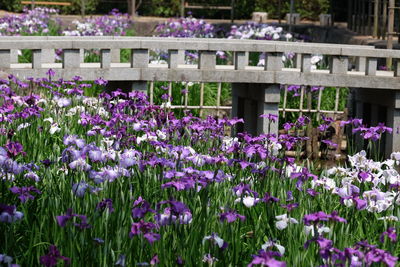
<box><xmin>388</xmin><ymin>91</ymin><xmax>400</xmax><ymax>154</ymax></box>
<box><xmin>231</xmin><ymin>83</ymin><xmax>280</xmax><ymax>136</ymax></box>
<box><xmin>256</xmin><ymin>84</ymin><xmax>280</xmax><ymax>136</ymax></box>
<box><xmin>286</xmin><ymin>13</ymin><xmax>300</xmax><ymax>25</ymax></box>
<box><xmin>252</xmin><ymin>12</ymin><xmax>268</xmax><ymax>23</ymax></box>
<box><xmin>41</xmin><ymin>49</ymin><xmax>56</xmax><ymax>64</ymax></box>
<box><xmin>10</xmin><ymin>50</ymin><xmax>19</xmax><ymax>64</ymax></box>
<box><xmin>355</xmin><ymin>57</ymin><xmax>366</xmax><ymax>72</ymax></box>
<box><xmin>131</xmin><ymin>48</ymin><xmax>149</xmax><ymax>93</ymax></box>
<box><xmin>0</xmin><ymin>50</ymin><xmax>11</xmax><ymax>68</ymax></box>
<box><xmin>107</xmin><ymin>49</ymin><xmax>149</xmax><ymax>94</ymax></box>
<box><xmin>111</xmin><ymin>49</ymin><xmax>120</xmax><ymax>63</ymax></box>
<box><xmin>352</xmin><ymin>88</ymin><xmax>400</xmax><ymax>157</ymax></box>
<box><xmin>319</xmin><ymin>14</ymin><xmax>332</xmax><ymax>26</ymax></box>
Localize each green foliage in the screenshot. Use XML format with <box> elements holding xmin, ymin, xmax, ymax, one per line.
<box><xmin>254</xmin><ymin>0</ymin><xmax>330</xmax><ymax>20</ymax></box>
<box><xmin>3</xmin><ymin>0</ymin><xmax>331</xmax><ymax>19</ymax></box>
<box><xmin>0</xmin><ymin>0</ymin><xmax>21</xmax><ymax>11</ymax></box>
<box><xmin>63</xmin><ymin>0</ymin><xmax>99</xmax><ymax>15</ymax></box>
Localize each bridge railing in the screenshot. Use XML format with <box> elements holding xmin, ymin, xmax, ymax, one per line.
<box><xmin>2</xmin><ymin>36</ymin><xmax>400</xmax><ymax>155</ymax></box>
<box><xmin>1</xmin><ymin>36</ymin><xmax>400</xmax><ymax>89</ymax></box>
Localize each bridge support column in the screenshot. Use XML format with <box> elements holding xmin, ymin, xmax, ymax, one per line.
<box><xmin>351</xmin><ymin>88</ymin><xmax>400</xmax><ymax>157</ymax></box>
<box><xmin>389</xmin><ymin>91</ymin><xmax>400</xmax><ymax>154</ymax></box>
<box><xmin>231</xmin><ymin>83</ymin><xmax>280</xmax><ymax>137</ymax></box>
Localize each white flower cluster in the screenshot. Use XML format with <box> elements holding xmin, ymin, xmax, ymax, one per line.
<box><xmin>314</xmin><ymin>150</ymin><xmax>400</xmax><ymax>213</ymax></box>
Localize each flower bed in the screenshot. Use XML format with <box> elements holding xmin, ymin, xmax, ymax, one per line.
<box><xmin>0</xmin><ymin>73</ymin><xmax>398</xmax><ymax>266</ymax></box>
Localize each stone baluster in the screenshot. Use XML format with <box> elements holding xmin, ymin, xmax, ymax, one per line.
<box><xmin>63</xmin><ymin>49</ymin><xmax>80</xmax><ymax>69</ymax></box>
<box><xmin>131</xmin><ymin>48</ymin><xmax>149</xmax><ymax>92</ymax></box>
<box><xmin>168</xmin><ymin>50</ymin><xmax>184</xmax><ymax>69</ymax></box>
<box><xmin>257</xmin><ymin>84</ymin><xmax>280</xmax><ymax>135</ymax></box>
<box><xmin>265</xmin><ymin>52</ymin><xmax>283</xmax><ymax>71</ymax></box>
<box><xmin>365</xmin><ymin>57</ymin><xmax>377</xmax><ymax>76</ymax></box>
<box><xmin>32</xmin><ymin>49</ymin><xmax>42</xmax><ymax>69</ymax></box>
<box><xmin>111</xmin><ymin>49</ymin><xmax>120</xmax><ymax>63</ymax></box>
<box><xmin>355</xmin><ymin>56</ymin><xmax>366</xmax><ymax>72</ymax></box>
<box><xmin>330</xmin><ymin>55</ymin><xmax>348</xmax><ymax>74</ymax></box>
<box><xmin>198</xmin><ymin>50</ymin><xmax>216</xmax><ymax>70</ymax></box>
<box><xmin>301</xmin><ymin>54</ymin><xmax>312</xmax><ymax>73</ymax></box>
<box><xmin>100</xmin><ymin>49</ymin><xmax>111</xmax><ymax>68</ymax></box>
<box><xmin>234</xmin><ymin>51</ymin><xmax>248</xmax><ymax>70</ymax></box>
<box><xmin>0</xmin><ymin>50</ymin><xmax>11</xmax><ymax>68</ymax></box>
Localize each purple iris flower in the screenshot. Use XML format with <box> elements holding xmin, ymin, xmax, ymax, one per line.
<box><xmin>5</xmin><ymin>141</ymin><xmax>25</xmax><ymax>158</ymax></box>
<box><xmin>56</xmin><ymin>209</ymin><xmax>91</xmax><ymax>229</ymax></box>
<box><xmin>262</xmin><ymin>193</ymin><xmax>280</xmax><ymax>203</ymax></box>
<box><xmin>281</xmin><ymin>203</ymin><xmax>299</xmax><ymax>212</ymax></box>
<box><xmin>72</xmin><ymin>181</ymin><xmax>101</xmax><ymax>197</ymax></box>
<box><xmin>40</xmin><ymin>245</ymin><xmax>70</xmax><ymax>267</ymax></box>
<box><xmin>380</xmin><ymin>227</ymin><xmax>397</xmax><ymax>243</ymax></box>
<box><xmin>259</xmin><ymin>113</ymin><xmax>278</xmax><ymax>123</ymax></box>
<box><xmin>95</xmin><ymin>77</ymin><xmax>108</xmax><ymax>86</ymax></box>
<box><xmin>155</xmin><ymin>200</ymin><xmax>192</xmax><ymax>225</ymax></box>
<box><xmin>0</xmin><ymin>204</ymin><xmax>23</xmax><ymax>223</ymax></box>
<box><xmin>306</xmin><ymin>188</ymin><xmax>320</xmax><ymax>197</ymax></box>
<box><xmin>132</xmin><ymin>196</ymin><xmax>155</xmax><ymax>218</ymax></box>
<box><xmin>303</xmin><ymin>211</ymin><xmax>347</xmax><ymax>226</ymax></box>
<box><xmin>286</xmin><ymin>191</ymin><xmax>294</xmax><ymax>201</ymax></box>
<box><xmin>248</xmin><ymin>250</ymin><xmax>286</xmax><ymax>267</ymax></box>
<box><xmin>219</xmin><ymin>209</ymin><xmax>245</xmax><ymax>223</ymax></box>
<box><xmin>96</xmin><ymin>198</ymin><xmax>114</xmax><ymax>213</ymax></box>
<box><xmin>129</xmin><ymin>220</ymin><xmax>160</xmax><ymax>244</ymax></box>
<box><xmin>9</xmin><ymin>186</ymin><xmax>41</xmax><ymax>203</ymax></box>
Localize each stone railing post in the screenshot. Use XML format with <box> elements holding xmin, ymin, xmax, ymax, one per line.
<box><xmin>265</xmin><ymin>52</ymin><xmax>283</xmax><ymax>71</ymax></box>
<box><xmin>301</xmin><ymin>54</ymin><xmax>312</xmax><ymax>73</ymax></box>
<box><xmin>365</xmin><ymin>57</ymin><xmax>377</xmax><ymax>76</ymax></box>
<box><xmin>198</xmin><ymin>51</ymin><xmax>216</xmax><ymax>70</ymax></box>
<box><xmin>168</xmin><ymin>50</ymin><xmax>184</xmax><ymax>69</ymax></box>
<box><xmin>32</xmin><ymin>49</ymin><xmax>42</xmax><ymax>69</ymax></box>
<box><xmin>390</xmin><ymin>91</ymin><xmax>400</xmax><ymax>153</ymax></box>
<box><xmin>111</xmin><ymin>49</ymin><xmax>120</xmax><ymax>63</ymax></box>
<box><xmin>319</xmin><ymin>14</ymin><xmax>332</xmax><ymax>26</ymax></box>
<box><xmin>100</xmin><ymin>49</ymin><xmax>111</xmax><ymax>68</ymax></box>
<box><xmin>234</xmin><ymin>51</ymin><xmax>248</xmax><ymax>70</ymax></box>
<box><xmin>0</xmin><ymin>50</ymin><xmax>11</xmax><ymax>68</ymax></box>
<box><xmin>330</xmin><ymin>56</ymin><xmax>348</xmax><ymax>74</ymax></box>
<box><xmin>63</xmin><ymin>49</ymin><xmax>80</xmax><ymax>69</ymax></box>
<box><xmin>257</xmin><ymin>84</ymin><xmax>280</xmax><ymax>135</ymax></box>
<box><xmin>355</xmin><ymin>57</ymin><xmax>366</xmax><ymax>72</ymax></box>
<box><xmin>131</xmin><ymin>48</ymin><xmax>149</xmax><ymax>92</ymax></box>
<box><xmin>42</xmin><ymin>49</ymin><xmax>56</xmax><ymax>64</ymax></box>
<box><xmin>395</xmin><ymin>59</ymin><xmax>400</xmax><ymax>77</ymax></box>
<box><xmin>10</xmin><ymin>50</ymin><xmax>19</xmax><ymax>64</ymax></box>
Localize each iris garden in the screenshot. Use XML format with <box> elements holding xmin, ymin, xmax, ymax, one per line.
<box><xmin>0</xmin><ymin>7</ymin><xmax>398</xmax><ymax>267</ymax></box>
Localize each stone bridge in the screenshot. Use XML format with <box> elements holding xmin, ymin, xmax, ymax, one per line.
<box><xmin>1</xmin><ymin>36</ymin><xmax>400</xmax><ymax>155</ymax></box>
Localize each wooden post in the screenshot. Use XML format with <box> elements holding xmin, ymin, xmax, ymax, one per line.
<box><xmin>278</xmin><ymin>0</ymin><xmax>282</xmax><ymax>24</ymax></box>
<box><xmin>367</xmin><ymin>0</ymin><xmax>373</xmax><ymax>35</ymax></box>
<box><xmin>373</xmin><ymin>0</ymin><xmax>379</xmax><ymax>37</ymax></box>
<box><xmin>382</xmin><ymin>0</ymin><xmax>388</xmax><ymax>39</ymax></box>
<box><xmin>361</xmin><ymin>0</ymin><xmax>366</xmax><ymax>34</ymax></box>
<box><xmin>348</xmin><ymin>0</ymin><xmax>352</xmax><ymax>30</ymax></box>
<box><xmin>357</xmin><ymin>0</ymin><xmax>362</xmax><ymax>33</ymax></box>
<box><xmin>289</xmin><ymin>0</ymin><xmax>295</xmax><ymax>33</ymax></box>
<box><xmin>387</xmin><ymin>0</ymin><xmax>395</xmax><ymax>67</ymax></box>
<box><xmin>180</xmin><ymin>0</ymin><xmax>185</xmax><ymax>17</ymax></box>
<box><xmin>128</xmin><ymin>0</ymin><xmax>136</xmax><ymax>16</ymax></box>
<box><xmin>306</xmin><ymin>89</ymin><xmax>313</xmax><ymax>158</ymax></box>
<box><xmin>81</xmin><ymin>0</ymin><xmax>86</xmax><ymax>18</ymax></box>
<box><xmin>230</xmin><ymin>0</ymin><xmax>234</xmax><ymax>23</ymax></box>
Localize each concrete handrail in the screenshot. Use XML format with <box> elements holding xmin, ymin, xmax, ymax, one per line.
<box><xmin>1</xmin><ymin>36</ymin><xmax>400</xmax><ymax>90</ymax></box>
